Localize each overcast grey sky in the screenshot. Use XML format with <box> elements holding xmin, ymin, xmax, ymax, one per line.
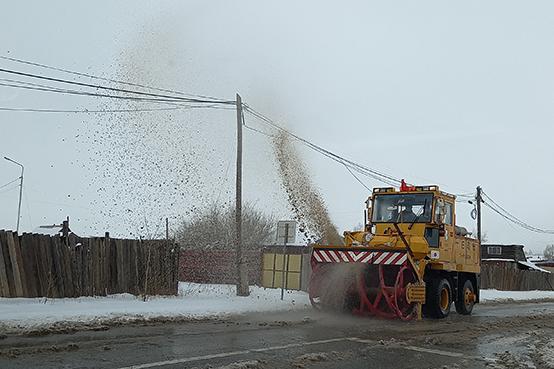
<box><xmin>1</xmin><ymin>1</ymin><xmax>553</xmax><ymax>252</ymax></box>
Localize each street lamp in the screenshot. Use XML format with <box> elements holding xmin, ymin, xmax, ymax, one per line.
<box><xmin>3</xmin><ymin>156</ymin><xmax>24</xmax><ymax>233</ymax></box>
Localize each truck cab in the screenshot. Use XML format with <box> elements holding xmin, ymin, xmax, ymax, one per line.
<box><xmin>365</xmin><ymin>185</ymin><xmax>480</xmax><ymax>274</ymax></box>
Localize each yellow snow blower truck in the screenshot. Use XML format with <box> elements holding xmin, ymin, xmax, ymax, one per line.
<box><xmin>309</xmin><ymin>181</ymin><xmax>480</xmax><ymax>320</ymax></box>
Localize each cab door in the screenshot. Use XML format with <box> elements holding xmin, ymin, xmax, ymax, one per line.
<box><xmin>436</xmin><ymin>199</ymin><xmax>455</xmax><ymax>263</ymax></box>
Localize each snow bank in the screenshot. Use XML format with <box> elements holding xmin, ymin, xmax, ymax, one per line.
<box><xmin>0</xmin><ymin>283</ymin><xmax>310</xmax><ymax>332</ymax></box>
<box><xmin>1</xmin><ymin>285</ymin><xmax>553</xmax><ymax>333</ymax></box>
<box><xmin>480</xmin><ymin>289</ymin><xmax>554</xmax><ymax>303</ymax></box>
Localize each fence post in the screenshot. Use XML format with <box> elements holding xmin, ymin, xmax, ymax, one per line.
<box><xmin>7</xmin><ymin>232</ymin><xmax>26</xmax><ymax>296</ymax></box>
<box><xmin>0</xmin><ymin>231</ymin><xmax>11</xmax><ymax>296</ymax></box>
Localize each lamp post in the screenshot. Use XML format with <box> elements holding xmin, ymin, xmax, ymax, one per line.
<box><xmin>4</xmin><ymin>156</ymin><xmax>24</xmax><ymax>233</ymax></box>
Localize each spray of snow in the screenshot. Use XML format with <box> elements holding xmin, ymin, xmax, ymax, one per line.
<box><xmin>273</xmin><ymin>131</ymin><xmax>341</xmax><ymax>244</ymax></box>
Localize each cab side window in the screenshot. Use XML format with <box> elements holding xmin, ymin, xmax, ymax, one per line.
<box><xmin>444</xmin><ymin>202</ymin><xmax>453</xmax><ymax>225</ymax></box>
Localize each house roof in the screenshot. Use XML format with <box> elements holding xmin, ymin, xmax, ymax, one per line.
<box><xmin>481</xmin><ymin>244</ymin><xmax>525</xmax><ymax>248</ymax></box>
<box><xmin>535</xmin><ymin>260</ymin><xmax>554</xmax><ymax>267</ymax></box>
<box><xmin>482</xmin><ymin>258</ymin><xmax>514</xmax><ymax>262</ymax></box>
<box><xmin>481</xmin><ymin>258</ymin><xmax>551</xmax><ymax>273</ymax></box>
<box><xmin>517</xmin><ymin>261</ymin><xmax>551</xmax><ymax>274</ymax></box>
<box><xmin>32</xmin><ymin>225</ymin><xmax>62</xmax><ymax>236</ymax></box>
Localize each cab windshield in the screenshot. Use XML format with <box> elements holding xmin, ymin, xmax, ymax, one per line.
<box><xmin>371</xmin><ymin>193</ymin><xmax>433</xmax><ymax>223</ymax></box>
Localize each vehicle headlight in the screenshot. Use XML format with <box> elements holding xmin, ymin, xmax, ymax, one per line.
<box><xmin>364</xmin><ymin>233</ymin><xmax>374</xmax><ymax>242</ymax></box>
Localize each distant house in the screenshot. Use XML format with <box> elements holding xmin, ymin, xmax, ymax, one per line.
<box><xmin>481</xmin><ymin>244</ymin><xmax>550</xmax><ymax>274</ymax></box>
<box><xmin>481</xmin><ymin>244</ymin><xmax>526</xmax><ymax>262</ymax></box>
<box><xmin>32</xmin><ymin>217</ymin><xmax>79</xmax><ymax>238</ymax></box>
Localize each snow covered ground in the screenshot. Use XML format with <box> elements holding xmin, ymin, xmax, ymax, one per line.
<box><xmin>480</xmin><ymin>289</ymin><xmax>554</xmax><ymax>303</ymax></box>
<box><xmin>0</xmin><ymin>283</ymin><xmax>310</xmax><ymax>333</ymax></box>
<box><xmin>0</xmin><ymin>284</ymin><xmax>553</xmax><ymax>333</ymax></box>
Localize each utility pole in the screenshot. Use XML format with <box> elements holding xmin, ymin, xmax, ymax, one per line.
<box><xmin>235</xmin><ymin>93</ymin><xmax>249</xmax><ymax>296</ymax></box>
<box><xmin>4</xmin><ymin>157</ymin><xmax>24</xmax><ymax>234</ymax></box>
<box><xmin>280</xmin><ymin>223</ymin><xmax>289</xmax><ymax>300</ymax></box>
<box><xmin>476</xmin><ymin>186</ymin><xmax>482</xmax><ymax>243</ymax></box>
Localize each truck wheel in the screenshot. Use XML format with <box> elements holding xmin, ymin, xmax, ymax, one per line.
<box><xmin>455</xmin><ymin>279</ymin><xmax>475</xmax><ymax>315</ymax></box>
<box><xmin>424</xmin><ymin>278</ymin><xmax>452</xmax><ymax>319</ymax></box>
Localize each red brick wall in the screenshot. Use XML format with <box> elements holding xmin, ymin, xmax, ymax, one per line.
<box><xmin>179</xmin><ymin>249</ymin><xmax>262</xmax><ymax>285</ymax></box>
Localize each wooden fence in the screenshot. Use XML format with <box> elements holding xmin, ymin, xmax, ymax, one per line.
<box><xmin>0</xmin><ymin>230</ymin><xmax>179</xmax><ymax>298</ymax></box>
<box><xmin>481</xmin><ymin>261</ymin><xmax>554</xmax><ymax>291</ymax></box>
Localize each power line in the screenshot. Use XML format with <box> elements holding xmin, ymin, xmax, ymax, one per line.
<box><xmin>244</xmin><ymin>106</ymin><xmax>383</xmax><ymax>180</ymax></box>
<box><xmin>0</xmin><ymin>184</ymin><xmax>19</xmax><ymax>194</ymax></box>
<box><xmin>0</xmin><ymin>56</ymin><xmax>478</xmax><ymax>195</ymax></box>
<box><xmin>482</xmin><ymin>202</ymin><xmax>553</xmax><ymax>234</ymax></box>
<box><xmin>243</xmin><ymin>105</ymin><xmax>480</xmax><ymax>193</ymax></box>
<box><xmin>0</xmin><ymin>77</ymin><xmax>207</xmax><ymax>109</ymax></box>
<box><xmin>0</xmin><ymin>67</ymin><xmax>233</xmax><ymax>105</ymax></box>
<box><xmin>243</xmin><ymin>123</ymin><xmax>277</xmax><ymax>138</ymax></box>
<box><xmin>0</xmin><ymin>79</ymin><xmax>230</xmax><ymax>107</ymax></box>
<box><xmin>482</xmin><ymin>190</ymin><xmax>554</xmax><ymax>234</ymax></box>
<box><xmin>0</xmin><ymin>177</ymin><xmax>20</xmax><ymax>190</ymax></box>
<box><xmin>0</xmin><ymin>106</ymin><xmax>230</xmax><ymax>113</ymax></box>
<box><xmin>243</xmin><ymin>104</ymin><xmax>401</xmax><ymax>186</ymax></box>
<box><xmin>0</xmin><ymin>81</ymin><xmax>187</xmax><ymax>104</ymax></box>
<box><xmin>0</xmin><ymin>54</ymin><xmax>222</xmax><ymax>101</ymax></box>
<box><xmin>245</xmin><ymin>106</ymin><xmax>401</xmax><ymax>185</ymax></box>
<box><xmin>343</xmin><ymin>164</ymin><xmax>372</xmax><ymax>191</ymax></box>
<box><xmin>0</xmin><ymin>106</ymin><xmax>178</xmax><ymax>113</ymax></box>
<box><xmin>244</xmin><ymin>111</ymin><xmax>389</xmax><ymax>190</ymax></box>
<box><xmin>0</xmin><ymin>78</ymin><xmax>236</xmax><ymax>111</ymax></box>
<box><xmin>0</xmin><ymin>57</ymin><xmax>474</xmax><ymax>194</ymax></box>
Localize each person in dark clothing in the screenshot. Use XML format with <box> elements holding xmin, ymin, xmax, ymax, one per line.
<box><xmin>399</xmin><ymin>204</ymin><xmax>417</xmax><ymax>222</ymax></box>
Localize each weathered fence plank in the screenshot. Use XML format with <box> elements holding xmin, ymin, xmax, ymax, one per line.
<box><xmin>6</xmin><ymin>232</ymin><xmax>25</xmax><ymax>296</ymax></box>
<box><xmin>108</xmin><ymin>238</ymin><xmax>117</xmax><ymax>295</ymax></box>
<box><xmin>481</xmin><ymin>261</ymin><xmax>554</xmax><ymax>291</ymax></box>
<box><xmin>63</xmin><ymin>237</ymin><xmax>76</xmax><ymax>297</ymax></box>
<box><xmin>0</xmin><ymin>233</ymin><xmax>11</xmax><ymax>296</ymax></box>
<box><xmin>0</xmin><ymin>230</ymin><xmax>178</xmax><ymax>298</ymax></box>
<box><xmin>0</xmin><ymin>231</ymin><xmax>16</xmax><ymax>296</ymax></box>
<box><xmin>35</xmin><ymin>235</ymin><xmax>48</xmax><ymax>296</ymax></box>
<box><xmin>20</xmin><ymin>233</ymin><xmax>38</xmax><ymax>297</ymax></box>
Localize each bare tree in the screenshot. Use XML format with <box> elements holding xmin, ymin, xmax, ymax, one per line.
<box><xmin>175</xmin><ymin>203</ymin><xmax>275</xmax><ymax>251</ymax></box>
<box><xmin>544</xmin><ymin>244</ymin><xmax>554</xmax><ymax>260</ymax></box>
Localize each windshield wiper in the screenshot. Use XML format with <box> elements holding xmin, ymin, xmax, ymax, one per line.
<box><xmin>408</xmin><ymin>199</ymin><xmax>427</xmax><ymax>230</ymax></box>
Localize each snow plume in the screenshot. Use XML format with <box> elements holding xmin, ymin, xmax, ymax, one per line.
<box><xmin>272</xmin><ymin>131</ymin><xmax>342</xmax><ymax>245</ymax></box>
<box><xmin>82</xmin><ymin>20</ymin><xmax>235</xmax><ymax>238</ymax></box>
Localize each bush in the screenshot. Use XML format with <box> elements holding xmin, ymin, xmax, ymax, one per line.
<box><xmin>175</xmin><ymin>203</ymin><xmax>275</xmax><ymax>250</ymax></box>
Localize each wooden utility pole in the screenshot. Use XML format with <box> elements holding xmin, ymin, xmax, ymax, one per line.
<box><xmin>235</xmin><ymin>93</ymin><xmax>249</xmax><ymax>296</ymax></box>
<box><xmin>280</xmin><ymin>223</ymin><xmax>289</xmax><ymax>300</ymax></box>
<box><xmin>476</xmin><ymin>186</ymin><xmax>482</xmax><ymax>243</ymax></box>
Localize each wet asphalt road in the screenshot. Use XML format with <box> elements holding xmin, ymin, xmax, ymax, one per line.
<box><xmin>0</xmin><ymin>302</ymin><xmax>553</xmax><ymax>369</ymax></box>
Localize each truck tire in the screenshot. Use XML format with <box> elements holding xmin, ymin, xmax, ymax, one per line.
<box><xmin>455</xmin><ymin>279</ymin><xmax>475</xmax><ymax>315</ymax></box>
<box><xmin>424</xmin><ymin>278</ymin><xmax>452</xmax><ymax>319</ymax></box>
